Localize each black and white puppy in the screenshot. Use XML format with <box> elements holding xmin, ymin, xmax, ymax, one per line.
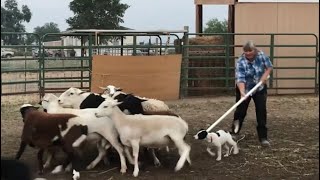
<box><xmin>194</xmin><ymin>129</ymin><xmax>239</xmax><ymax>161</ymax></box>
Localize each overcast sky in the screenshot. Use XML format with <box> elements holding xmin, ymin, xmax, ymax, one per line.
<box><xmin>1</xmin><ymin>0</ymin><xmax>228</xmax><ymax>33</ymax></box>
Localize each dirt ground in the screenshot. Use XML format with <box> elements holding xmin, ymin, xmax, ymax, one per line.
<box><xmin>1</xmin><ymin>95</ymin><xmax>319</xmax><ymax>180</ymax></box>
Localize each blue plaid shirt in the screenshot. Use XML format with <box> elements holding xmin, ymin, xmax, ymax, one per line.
<box><xmin>235</xmin><ymin>51</ymin><xmax>273</xmax><ymax>93</ymax></box>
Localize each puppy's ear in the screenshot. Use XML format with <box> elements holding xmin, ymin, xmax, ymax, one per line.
<box><xmin>197</xmin><ymin>130</ymin><xmax>208</xmax><ymax>140</ymax></box>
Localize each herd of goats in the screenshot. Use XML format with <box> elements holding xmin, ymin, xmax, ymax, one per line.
<box><xmin>1</xmin><ymin>85</ymin><xmax>239</xmax><ymax>180</ymax></box>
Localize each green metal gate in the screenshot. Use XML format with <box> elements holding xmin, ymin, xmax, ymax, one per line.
<box><xmin>1</xmin><ymin>31</ymin><xmax>184</xmax><ymax>98</ymax></box>
<box><xmin>1</xmin><ymin>32</ymin><xmax>42</xmax><ymax>96</ymax></box>
<box><xmin>1</xmin><ymin>31</ymin><xmax>318</xmax><ymax>99</ymax></box>
<box><xmin>1</xmin><ymin>32</ymin><xmax>93</xmax><ymax>97</ymax></box>
<box><xmin>180</xmin><ymin>33</ymin><xmax>319</xmax><ymax>97</ymax></box>
<box><xmin>39</xmin><ymin>33</ymin><xmax>93</xmax><ymax>96</ymax></box>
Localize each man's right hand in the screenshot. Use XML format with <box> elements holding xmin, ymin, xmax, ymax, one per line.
<box><xmin>237</xmin><ymin>82</ymin><xmax>247</xmax><ymax>99</ymax></box>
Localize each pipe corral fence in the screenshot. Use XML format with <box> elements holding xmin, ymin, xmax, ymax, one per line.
<box><xmin>1</xmin><ymin>29</ymin><xmax>319</xmax><ymax>101</ymax></box>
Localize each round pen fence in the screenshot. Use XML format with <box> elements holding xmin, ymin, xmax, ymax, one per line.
<box><xmin>1</xmin><ymin>31</ymin><xmax>319</xmax><ymax>101</ymax></box>
<box><xmin>1</xmin><ymin>30</ymin><xmax>186</xmax><ymax>100</ymax></box>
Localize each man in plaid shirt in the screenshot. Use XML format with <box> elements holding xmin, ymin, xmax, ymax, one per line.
<box><xmin>232</xmin><ymin>40</ymin><xmax>273</xmax><ymax>147</ymax></box>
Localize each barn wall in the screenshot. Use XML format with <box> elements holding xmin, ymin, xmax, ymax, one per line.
<box><xmin>91</xmin><ymin>55</ymin><xmax>182</xmax><ymax>100</ymax></box>
<box><xmin>235</xmin><ymin>2</ymin><xmax>319</xmax><ymax>94</ymax></box>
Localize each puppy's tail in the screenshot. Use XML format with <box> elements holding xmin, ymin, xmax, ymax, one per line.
<box><xmin>229</xmin><ymin>134</ymin><xmax>245</xmax><ymax>156</ymax></box>
<box><xmin>236</xmin><ymin>135</ymin><xmax>246</xmax><ymax>143</ymax></box>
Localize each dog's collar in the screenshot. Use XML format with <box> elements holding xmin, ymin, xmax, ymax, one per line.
<box><xmin>208</xmin><ymin>135</ymin><xmax>213</xmax><ymax>143</ymax></box>
<box><xmin>208</xmin><ymin>132</ymin><xmax>220</xmax><ymax>143</ymax></box>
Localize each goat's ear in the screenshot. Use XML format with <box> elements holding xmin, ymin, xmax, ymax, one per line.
<box><xmin>79</xmin><ymin>91</ymin><xmax>86</xmax><ymax>95</ymax></box>
<box><xmin>114</xmin><ymin>101</ymin><xmax>122</xmax><ymax>106</ymax></box>
<box><xmin>75</xmin><ymin>88</ymin><xmax>85</xmax><ymax>95</ymax></box>
<box><xmin>33</xmin><ymin>105</ymin><xmax>41</xmax><ymax>109</ymax></box>
<box><xmin>99</xmin><ymin>86</ymin><xmax>107</xmax><ymax>90</ymax></box>
<box><xmin>116</xmin><ymin>88</ymin><xmax>122</xmax><ymax>91</ymax></box>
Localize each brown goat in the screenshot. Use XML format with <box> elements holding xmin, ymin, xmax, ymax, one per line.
<box><xmin>16</xmin><ymin>104</ymin><xmax>88</xmax><ymax>175</ymax></box>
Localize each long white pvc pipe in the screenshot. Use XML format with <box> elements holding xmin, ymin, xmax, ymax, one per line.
<box><xmin>206</xmin><ymin>76</ymin><xmax>270</xmax><ymax>132</ymax></box>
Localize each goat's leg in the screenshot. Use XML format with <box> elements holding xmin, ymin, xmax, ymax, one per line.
<box><xmin>107</xmin><ymin>138</ymin><xmax>127</xmax><ymax>174</ymax></box>
<box><xmin>131</xmin><ymin>140</ymin><xmax>140</xmax><ymax>177</ymax></box>
<box><xmin>124</xmin><ymin>147</ymin><xmax>134</xmax><ymax>165</ymax></box>
<box><xmin>150</xmin><ymin>149</ymin><xmax>161</xmax><ymax>167</ymax></box>
<box><xmin>52</xmin><ymin>147</ymin><xmax>82</xmax><ymax>179</ymax></box>
<box><xmin>100</xmin><ymin>139</ymin><xmax>111</xmax><ymax>165</ymax></box>
<box><xmin>71</xmin><ymin>152</ymin><xmax>82</xmax><ymax>180</ymax></box>
<box><xmin>65</xmin><ymin>163</ymin><xmax>72</xmax><ymax>172</ymax></box>
<box><xmin>52</xmin><ymin>145</ymin><xmax>74</xmax><ymax>174</ymax></box>
<box><xmin>171</xmin><ymin>137</ymin><xmax>191</xmax><ymax>172</ymax></box>
<box><xmin>103</xmin><ymin>144</ymin><xmax>111</xmax><ymax>165</ymax></box>
<box><xmin>15</xmin><ymin>141</ymin><xmax>27</xmax><ymax>160</ymax></box>
<box><xmin>86</xmin><ymin>141</ymin><xmax>108</xmax><ymax>169</ymax></box>
<box><xmin>166</xmin><ymin>146</ymin><xmax>170</xmax><ymax>152</ymax></box>
<box><xmin>37</xmin><ymin>149</ymin><xmax>45</xmax><ymax>175</ymax></box>
<box><xmin>72</xmin><ymin>134</ymin><xmax>87</xmax><ymax>148</ymax></box>
<box><xmin>43</xmin><ymin>150</ymin><xmax>53</xmax><ymax>168</ymax></box>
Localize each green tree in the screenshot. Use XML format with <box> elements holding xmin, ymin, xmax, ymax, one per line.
<box><xmin>67</xmin><ymin>0</ymin><xmax>129</xmax><ymax>30</ymax></box>
<box><xmin>1</xmin><ymin>0</ymin><xmax>32</xmax><ymax>45</ymax></box>
<box><xmin>34</xmin><ymin>22</ymin><xmax>61</xmax><ymax>42</ymax></box>
<box><xmin>25</xmin><ymin>22</ymin><xmax>61</xmax><ymax>44</ymax></box>
<box><xmin>66</xmin><ymin>0</ymin><xmax>129</xmax><ymax>43</ymax></box>
<box><xmin>204</xmin><ymin>18</ymin><xmax>228</xmax><ymax>33</ymax></box>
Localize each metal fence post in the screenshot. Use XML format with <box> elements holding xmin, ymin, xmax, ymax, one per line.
<box><xmin>37</xmin><ymin>35</ymin><xmax>45</xmax><ymax>98</ymax></box>
<box><xmin>269</xmin><ymin>34</ymin><xmax>274</xmax><ymax>89</ymax></box>
<box><xmin>89</xmin><ymin>34</ymin><xmax>93</xmax><ymax>91</ymax></box>
<box><xmin>133</xmin><ymin>35</ymin><xmax>137</xmax><ymax>56</ymax></box>
<box><xmin>181</xmin><ymin>26</ymin><xmax>189</xmax><ymax>98</ymax></box>
<box><xmin>225</xmin><ymin>33</ymin><xmax>230</xmax><ymax>89</ymax></box>
<box><xmin>80</xmin><ymin>36</ymin><xmax>84</xmax><ymax>89</ymax></box>
<box><xmin>40</xmin><ymin>41</ymin><xmax>45</xmax><ymax>97</ymax></box>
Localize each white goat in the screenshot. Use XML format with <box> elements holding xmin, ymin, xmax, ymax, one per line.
<box><xmin>58</xmin><ymin>86</ymin><xmax>174</xmax><ymax>166</ymax></box>
<box><xmin>58</xmin><ymin>87</ymin><xmax>169</xmax><ymax>166</ymax></box>
<box><xmin>57</xmin><ymin>87</ymin><xmax>97</xmax><ymax>109</ymax></box>
<box><xmin>94</xmin><ymin>99</ymin><xmax>191</xmax><ymax>177</ymax></box>
<box><xmin>100</xmin><ymin>85</ymin><xmax>170</xmax><ymax>112</ymax></box>
<box><xmin>41</xmin><ymin>93</ymin><xmax>133</xmax><ymax>173</ymax></box>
